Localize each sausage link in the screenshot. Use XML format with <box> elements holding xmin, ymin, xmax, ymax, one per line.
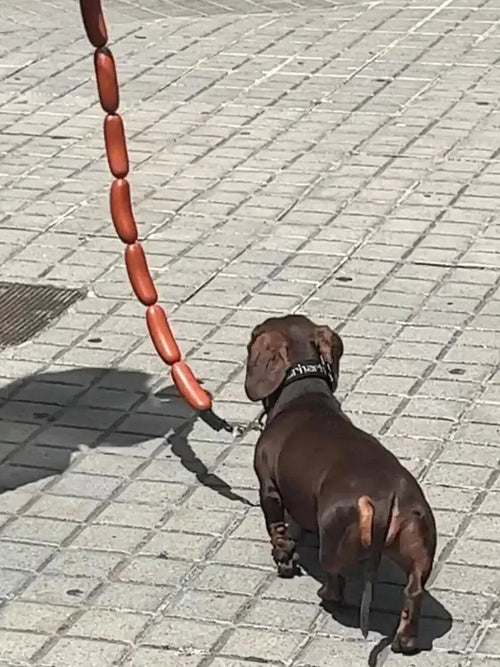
<box><xmin>81</xmin><ymin>0</ymin><xmax>220</xmax><ymax>419</ymax></box>
<box><xmin>146</xmin><ymin>305</ymin><xmax>181</xmax><ymax>365</ymax></box>
<box><xmin>94</xmin><ymin>47</ymin><xmax>119</xmax><ymax>114</ymax></box>
<box><xmin>104</xmin><ymin>114</ymin><xmax>129</xmax><ymax>179</ymax></box>
<box><xmin>80</xmin><ymin>0</ymin><xmax>108</xmax><ymax>48</ymax></box>
<box><xmin>110</xmin><ymin>179</ymin><xmax>138</xmax><ymax>244</ymax></box>
<box><xmin>125</xmin><ymin>243</ymin><xmax>158</xmax><ymax>306</ymax></box>
<box><xmin>172</xmin><ymin>361</ymin><xmax>212</xmax><ymax>412</ymax></box>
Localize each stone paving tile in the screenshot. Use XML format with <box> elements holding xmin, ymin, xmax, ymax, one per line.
<box><xmin>0</xmin><ymin>0</ymin><xmax>499</xmax><ymax>665</ymax></box>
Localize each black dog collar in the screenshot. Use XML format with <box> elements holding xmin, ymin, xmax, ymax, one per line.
<box><xmin>260</xmin><ymin>359</ymin><xmax>337</xmax><ymax>427</ymax></box>
<box><xmin>282</xmin><ymin>359</ymin><xmax>336</xmax><ymax>391</ymax></box>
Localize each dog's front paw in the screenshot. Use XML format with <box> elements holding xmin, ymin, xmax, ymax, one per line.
<box><xmin>270</xmin><ymin>523</ymin><xmax>300</xmax><ymax>578</ymax></box>
<box><xmin>276</xmin><ymin>551</ymin><xmax>300</xmax><ymax>578</ymax></box>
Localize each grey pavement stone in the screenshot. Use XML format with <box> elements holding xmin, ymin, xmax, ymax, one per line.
<box><xmin>125</xmin><ymin>648</ymin><xmax>203</xmax><ymax>666</ymax></box>
<box><xmin>141</xmin><ymin>616</ymin><xmax>225</xmax><ymax>650</ymax></box>
<box><xmin>0</xmin><ymin>516</ymin><xmax>79</xmax><ymax>545</ymax></box>
<box><xmin>0</xmin><ymin>629</ymin><xmax>48</xmax><ymax>663</ymax></box>
<box><xmin>384</xmin><ymin>650</ymin><xmax>470</xmax><ymax>666</ymax></box>
<box><xmin>19</xmin><ymin>572</ymin><xmax>101</xmax><ymax>606</ymax></box>
<box><xmin>66</xmin><ymin>607</ymin><xmax>150</xmax><ymax>642</ymax></box>
<box><xmin>70</xmin><ymin>523</ymin><xmax>149</xmax><ymax>553</ymax></box>
<box><xmin>0</xmin><ymin>599</ymin><xmax>76</xmax><ymax>633</ymax></box>
<box><xmin>296</xmin><ymin>635</ymin><xmax>379</xmax><ymax>665</ymax></box>
<box><xmin>0</xmin><ymin>568</ymin><xmax>31</xmax><ymax>599</ymax></box>
<box><xmin>44</xmin><ymin>548</ymin><xmax>124</xmax><ymax>578</ymax></box>
<box><xmin>38</xmin><ymin>637</ymin><xmax>127</xmax><ymax>666</ymax></box>
<box><xmin>0</xmin><ymin>541</ymin><xmax>53</xmax><ymax>571</ymax></box>
<box><xmin>0</xmin><ymin>0</ymin><xmax>499</xmax><ymax>665</ymax></box>
<box><xmin>118</xmin><ymin>555</ymin><xmax>191</xmax><ymax>586</ymax></box>
<box><xmin>221</xmin><ymin>626</ymin><xmax>305</xmax><ymax>662</ymax></box>
<box><xmin>166</xmin><ymin>588</ymin><xmax>247</xmax><ymax>622</ymax></box>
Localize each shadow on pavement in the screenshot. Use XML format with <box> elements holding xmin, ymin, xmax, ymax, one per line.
<box><xmin>296</xmin><ymin>530</ymin><xmax>453</xmax><ymax>665</ymax></box>
<box><xmin>0</xmin><ymin>367</ymin><xmax>250</xmax><ymax>506</ymax></box>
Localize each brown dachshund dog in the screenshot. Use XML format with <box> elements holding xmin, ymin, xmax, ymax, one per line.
<box><xmin>244</xmin><ymin>314</ymin><xmax>436</xmax><ymax>653</ymax></box>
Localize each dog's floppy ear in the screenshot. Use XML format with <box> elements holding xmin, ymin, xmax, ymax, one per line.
<box><xmin>315</xmin><ymin>325</ymin><xmax>343</xmax><ymax>365</ymax></box>
<box><xmin>245</xmin><ymin>330</ymin><xmax>290</xmax><ymax>402</ymax></box>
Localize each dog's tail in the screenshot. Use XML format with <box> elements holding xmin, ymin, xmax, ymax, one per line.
<box><xmin>358</xmin><ymin>492</ymin><xmax>396</xmax><ymax>639</ymax></box>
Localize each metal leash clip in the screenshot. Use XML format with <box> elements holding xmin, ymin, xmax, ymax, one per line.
<box><xmin>200</xmin><ymin>409</ymin><xmax>244</xmax><ymax>439</ymax></box>
<box><xmin>199</xmin><ymin>408</ymin><xmax>265</xmax><ymax>441</ymax></box>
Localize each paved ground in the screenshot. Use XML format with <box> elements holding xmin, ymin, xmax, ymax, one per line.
<box><xmin>0</xmin><ymin>0</ymin><xmax>499</xmax><ymax>665</ymax></box>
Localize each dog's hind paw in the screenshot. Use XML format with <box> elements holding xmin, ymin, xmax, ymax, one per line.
<box><xmin>391</xmin><ymin>634</ymin><xmax>418</xmax><ymax>655</ymax></box>
<box><xmin>317</xmin><ymin>578</ymin><xmax>344</xmax><ymax>604</ymax></box>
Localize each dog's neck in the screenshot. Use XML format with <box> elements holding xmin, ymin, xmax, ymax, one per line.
<box><xmin>263</xmin><ymin>359</ymin><xmax>338</xmax><ymax>425</ymax></box>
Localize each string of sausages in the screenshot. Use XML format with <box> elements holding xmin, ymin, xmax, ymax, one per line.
<box><xmin>79</xmin><ymin>0</ymin><xmax>231</xmax><ymax>427</ymax></box>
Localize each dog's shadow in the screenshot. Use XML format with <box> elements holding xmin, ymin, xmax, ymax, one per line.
<box><xmin>0</xmin><ymin>367</ymin><xmax>249</xmax><ymax>506</ymax></box>
<box><xmin>296</xmin><ymin>530</ymin><xmax>453</xmax><ymax>665</ymax></box>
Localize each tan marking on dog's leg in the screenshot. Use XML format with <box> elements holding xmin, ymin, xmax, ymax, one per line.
<box><xmin>358</xmin><ymin>495</ymin><xmax>374</xmax><ymax>548</ymax></box>
<box><xmin>386</xmin><ymin>496</ymin><xmax>401</xmax><ymax>546</ymax></box>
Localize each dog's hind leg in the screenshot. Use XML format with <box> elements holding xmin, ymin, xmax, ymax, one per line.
<box><xmin>317</xmin><ymin>572</ymin><xmax>345</xmax><ymax>604</ymax></box>
<box><xmin>317</xmin><ymin>505</ymin><xmax>357</xmax><ymax>605</ymax></box>
<box><xmin>390</xmin><ymin>517</ymin><xmax>435</xmax><ymax>654</ymax></box>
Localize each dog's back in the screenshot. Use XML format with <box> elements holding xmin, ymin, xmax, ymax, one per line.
<box><xmin>257</xmin><ymin>391</ymin><xmax>427</xmax><ymax>530</ymax></box>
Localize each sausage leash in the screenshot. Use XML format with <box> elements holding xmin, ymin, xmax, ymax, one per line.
<box><xmin>79</xmin><ymin>0</ymin><xmax>237</xmax><ymax>435</ymax></box>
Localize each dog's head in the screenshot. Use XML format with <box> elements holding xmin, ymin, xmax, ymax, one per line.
<box><xmin>244</xmin><ymin>314</ymin><xmax>343</xmax><ymax>402</ymax></box>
